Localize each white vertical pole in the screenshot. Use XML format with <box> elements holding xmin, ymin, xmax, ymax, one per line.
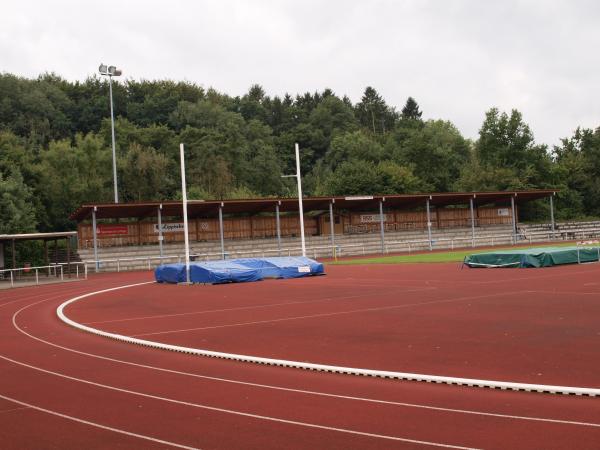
<box><xmin>158</xmin><ymin>204</ymin><xmax>164</xmax><ymax>257</ymax></box>
<box><xmin>295</xmin><ymin>143</ymin><xmax>306</xmax><ymax>257</ymax></box>
<box><xmin>379</xmin><ymin>200</ymin><xmax>385</xmax><ymax>254</ymax></box>
<box><xmin>426</xmin><ymin>198</ymin><xmax>433</xmax><ymax>251</ymax></box>
<box><xmin>275</xmin><ymin>202</ymin><xmax>282</xmax><ymax>256</ymax></box>
<box><xmin>511</xmin><ymin>195</ymin><xmax>517</xmax><ymax>243</ymax></box>
<box><xmin>550</xmin><ymin>194</ymin><xmax>555</xmax><ymax>235</ymax></box>
<box><xmin>180</xmin><ymin>143</ymin><xmax>190</xmax><ymax>284</ymax></box>
<box><xmin>109</xmin><ymin>75</ymin><xmax>119</xmax><ymax>204</ymax></box>
<box><xmin>92</xmin><ymin>207</ymin><xmax>99</xmax><ymax>272</ymax></box>
<box><xmin>219</xmin><ymin>203</ymin><xmax>225</xmax><ymax>260</ymax></box>
<box><xmin>470</xmin><ymin>197</ymin><xmax>476</xmax><ymax>247</ymax></box>
<box><xmin>329</xmin><ymin>201</ymin><xmax>336</xmax><ymax>257</ymax></box>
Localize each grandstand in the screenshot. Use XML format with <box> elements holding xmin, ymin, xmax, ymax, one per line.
<box><xmin>65</xmin><ymin>189</ymin><xmax>566</xmax><ymax>272</ymax></box>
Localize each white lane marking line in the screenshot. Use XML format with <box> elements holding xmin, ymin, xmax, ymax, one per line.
<box><xmin>13</xmin><ymin>301</ymin><xmax>600</xmax><ymax>430</ymax></box>
<box><xmin>132</xmin><ymin>290</ymin><xmax>527</xmax><ymax>337</ymax></box>
<box><xmin>529</xmin><ymin>290</ymin><xmax>600</xmax><ymax>296</ymax></box>
<box><xmin>57</xmin><ymin>283</ymin><xmax>600</xmax><ymax>396</ymax></box>
<box><xmin>12</xmin><ymin>285</ymin><xmax>600</xmax><ymax>431</ymax></box>
<box><xmin>84</xmin><ymin>287</ymin><xmax>436</xmax><ymax>325</ymax></box>
<box><xmin>0</xmin><ymin>406</ymin><xmax>30</xmax><ymax>414</ymax></box>
<box><xmin>0</xmin><ymin>355</ymin><xmax>476</xmax><ymax>450</ymax></box>
<box><xmin>0</xmin><ymin>284</ymin><xmax>95</xmax><ymax>309</ymax></box>
<box><xmin>469</xmin><ymin>266</ymin><xmax>600</xmax><ymax>284</ymax></box>
<box><xmin>0</xmin><ymin>393</ymin><xmax>199</xmax><ymax>450</ymax></box>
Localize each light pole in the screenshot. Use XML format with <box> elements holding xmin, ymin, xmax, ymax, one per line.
<box><xmin>99</xmin><ymin>63</ymin><xmax>122</xmax><ymax>204</ymax></box>
<box><xmin>282</xmin><ymin>143</ymin><xmax>306</xmax><ymax>257</ymax></box>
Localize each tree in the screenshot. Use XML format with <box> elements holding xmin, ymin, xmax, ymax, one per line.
<box><xmin>401</xmin><ymin>97</ymin><xmax>422</xmax><ymax>121</ymax></box>
<box><xmin>36</xmin><ymin>133</ymin><xmax>113</xmax><ymax>230</ymax></box>
<box><xmin>355</xmin><ymin>87</ymin><xmax>398</xmax><ymax>135</ymax></box>
<box><xmin>120</xmin><ymin>143</ymin><xmax>171</xmax><ymax>202</ymax></box>
<box><xmin>323</xmin><ymin>160</ymin><xmax>425</xmax><ymax>195</ymax></box>
<box><xmin>553</xmin><ymin>127</ymin><xmax>600</xmax><ymax>216</ymax></box>
<box><xmin>392</xmin><ymin>120</ymin><xmax>470</xmax><ymax>191</ymax></box>
<box><xmin>325</xmin><ymin>130</ymin><xmax>383</xmax><ymax>169</ymax></box>
<box><xmin>0</xmin><ymin>169</ymin><xmax>37</xmax><ymax>233</ymax></box>
<box><xmin>458</xmin><ymin>108</ymin><xmax>553</xmax><ymax>192</ymax></box>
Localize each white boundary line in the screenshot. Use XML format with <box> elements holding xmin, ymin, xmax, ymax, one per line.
<box><xmin>9</xmin><ymin>299</ymin><xmax>599</xmax><ymax>429</ymax></box>
<box><xmin>0</xmin><ymin>354</ymin><xmax>475</xmax><ymax>450</ymax></box>
<box><xmin>56</xmin><ymin>282</ymin><xmax>600</xmax><ymax>397</ymax></box>
<box><xmin>0</xmin><ymin>393</ymin><xmax>199</xmax><ymax>450</ymax></box>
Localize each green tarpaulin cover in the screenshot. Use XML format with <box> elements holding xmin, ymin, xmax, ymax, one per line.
<box><xmin>464</xmin><ymin>246</ymin><xmax>600</xmax><ymax>268</ymax></box>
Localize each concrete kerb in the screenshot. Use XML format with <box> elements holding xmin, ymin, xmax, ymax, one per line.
<box><xmin>56</xmin><ymin>281</ymin><xmax>600</xmax><ymax>398</ymax></box>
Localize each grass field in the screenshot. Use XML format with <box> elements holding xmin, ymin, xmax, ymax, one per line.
<box><xmin>330</xmin><ymin>241</ymin><xmax>585</xmax><ymax>265</ymax></box>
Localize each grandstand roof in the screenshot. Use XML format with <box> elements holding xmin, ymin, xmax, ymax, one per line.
<box><xmin>69</xmin><ymin>190</ymin><xmax>557</xmax><ymax>221</ymax></box>
<box><xmin>0</xmin><ymin>231</ymin><xmax>78</xmax><ymax>242</ymax></box>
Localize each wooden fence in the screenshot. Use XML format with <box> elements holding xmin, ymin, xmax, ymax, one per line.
<box><xmin>78</xmin><ymin>206</ymin><xmax>515</xmax><ymax>248</ymax></box>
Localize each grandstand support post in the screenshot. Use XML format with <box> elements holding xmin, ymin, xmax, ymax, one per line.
<box><xmin>379</xmin><ymin>199</ymin><xmax>385</xmax><ymax>254</ymax></box>
<box><xmin>219</xmin><ymin>203</ymin><xmax>225</xmax><ymax>260</ymax></box>
<box><xmin>157</xmin><ymin>204</ymin><xmax>164</xmax><ymax>258</ymax></box>
<box><xmin>470</xmin><ymin>197</ymin><xmax>476</xmax><ymax>247</ymax></box>
<box><xmin>11</xmin><ymin>239</ymin><xmax>16</xmax><ymax>270</ymax></box>
<box><xmin>329</xmin><ymin>200</ymin><xmax>336</xmax><ymax>258</ymax></box>
<box><xmin>66</xmin><ymin>237</ymin><xmax>71</xmax><ymax>278</ymax></box>
<box><xmin>426</xmin><ymin>197</ymin><xmax>433</xmax><ymax>251</ymax></box>
<box><xmin>180</xmin><ymin>143</ymin><xmax>190</xmax><ymax>284</ymax></box>
<box><xmin>275</xmin><ymin>202</ymin><xmax>282</xmax><ymax>256</ymax></box>
<box><xmin>511</xmin><ymin>195</ymin><xmax>517</xmax><ymax>243</ymax></box>
<box><xmin>549</xmin><ymin>194</ymin><xmax>556</xmax><ymax>236</ymax></box>
<box><xmin>92</xmin><ymin>207</ymin><xmax>99</xmax><ymax>272</ymax></box>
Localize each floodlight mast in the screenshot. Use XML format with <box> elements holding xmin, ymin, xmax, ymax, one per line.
<box><xmin>99</xmin><ymin>63</ymin><xmax>122</xmax><ymax>203</ymax></box>
<box><xmin>281</xmin><ymin>143</ymin><xmax>306</xmax><ymax>257</ymax></box>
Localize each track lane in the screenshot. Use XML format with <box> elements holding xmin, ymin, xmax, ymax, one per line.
<box><xmin>2</xmin><ymin>269</ymin><xmax>600</xmax><ymax>449</ymax></box>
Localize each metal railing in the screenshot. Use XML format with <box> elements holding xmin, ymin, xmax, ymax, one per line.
<box><xmin>0</xmin><ymin>262</ymin><xmax>87</xmax><ymax>289</ymax></box>
<box><xmin>80</xmin><ymin>227</ymin><xmax>600</xmax><ymax>273</ymax></box>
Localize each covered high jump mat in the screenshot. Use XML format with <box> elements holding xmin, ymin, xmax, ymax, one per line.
<box><xmin>463</xmin><ymin>245</ymin><xmax>600</xmax><ymax>268</ymax></box>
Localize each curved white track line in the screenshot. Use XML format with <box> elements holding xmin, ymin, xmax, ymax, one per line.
<box><xmin>57</xmin><ymin>282</ymin><xmax>600</xmax><ymax>397</ymax></box>
<box><xmin>0</xmin><ymin>354</ymin><xmax>475</xmax><ymax>450</ymax></box>
<box><xmin>11</xmin><ymin>298</ymin><xmax>600</xmax><ymax>429</ymax></box>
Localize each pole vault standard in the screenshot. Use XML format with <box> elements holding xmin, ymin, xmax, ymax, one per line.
<box><xmin>282</xmin><ymin>143</ymin><xmax>306</xmax><ymax>257</ymax></box>
<box><xmin>180</xmin><ymin>143</ymin><xmax>191</xmax><ymax>284</ymax></box>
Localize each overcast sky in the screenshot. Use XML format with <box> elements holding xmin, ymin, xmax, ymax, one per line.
<box><xmin>2</xmin><ymin>0</ymin><xmax>599</xmax><ymax>147</ymax></box>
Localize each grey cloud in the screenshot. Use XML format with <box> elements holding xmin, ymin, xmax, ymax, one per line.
<box><xmin>1</xmin><ymin>0</ymin><xmax>598</xmax><ymax>146</ymax></box>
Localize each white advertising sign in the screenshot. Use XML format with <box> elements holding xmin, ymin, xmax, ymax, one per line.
<box><xmin>497</xmin><ymin>208</ymin><xmax>510</xmax><ymax>217</ymax></box>
<box><xmin>359</xmin><ymin>214</ymin><xmax>393</xmax><ymax>223</ymax></box>
<box><xmin>345</xmin><ymin>196</ymin><xmax>374</xmax><ymax>201</ymax></box>
<box><xmin>154</xmin><ymin>223</ymin><xmax>186</xmax><ymax>233</ymax></box>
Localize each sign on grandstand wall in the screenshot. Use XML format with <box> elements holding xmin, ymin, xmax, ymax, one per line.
<box><xmin>359</xmin><ymin>214</ymin><xmax>393</xmax><ymax>223</ymax></box>
<box><xmin>153</xmin><ymin>223</ymin><xmax>186</xmax><ymax>233</ymax></box>
<box><xmin>497</xmin><ymin>208</ymin><xmax>510</xmax><ymax>216</ymax></box>
<box><xmin>96</xmin><ymin>225</ymin><xmax>129</xmax><ymax>235</ymax></box>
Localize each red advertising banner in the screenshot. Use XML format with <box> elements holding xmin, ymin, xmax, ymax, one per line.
<box><xmin>97</xmin><ymin>224</ymin><xmax>129</xmax><ymax>235</ymax></box>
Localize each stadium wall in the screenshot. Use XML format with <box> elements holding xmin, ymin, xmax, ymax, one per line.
<box><xmin>77</xmin><ymin>205</ymin><xmax>514</xmax><ymax>248</ymax></box>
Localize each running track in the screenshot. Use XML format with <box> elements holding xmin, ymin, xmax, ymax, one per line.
<box><xmin>1</xmin><ymin>264</ymin><xmax>600</xmax><ymax>449</ymax></box>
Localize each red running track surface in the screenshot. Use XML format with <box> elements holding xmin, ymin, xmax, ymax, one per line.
<box><xmin>69</xmin><ymin>263</ymin><xmax>600</xmax><ymax>387</ymax></box>
<box><xmin>0</xmin><ymin>265</ymin><xmax>599</xmax><ymax>449</ymax></box>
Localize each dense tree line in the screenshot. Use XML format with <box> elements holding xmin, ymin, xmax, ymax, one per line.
<box><xmin>1</xmin><ymin>72</ymin><xmax>599</xmax><ymax>234</ymax></box>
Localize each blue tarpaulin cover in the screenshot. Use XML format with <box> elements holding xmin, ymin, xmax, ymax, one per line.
<box><xmin>155</xmin><ymin>256</ymin><xmax>324</xmax><ymax>284</ymax></box>
<box><xmin>235</xmin><ymin>256</ymin><xmax>324</xmax><ymax>279</ymax></box>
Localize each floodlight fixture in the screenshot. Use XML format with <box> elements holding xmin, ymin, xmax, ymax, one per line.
<box><xmin>99</xmin><ymin>62</ymin><xmax>123</xmax><ymax>203</ymax></box>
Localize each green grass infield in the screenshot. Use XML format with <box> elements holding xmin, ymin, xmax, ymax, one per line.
<box><xmin>329</xmin><ymin>241</ymin><xmax>591</xmax><ymax>265</ymax></box>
